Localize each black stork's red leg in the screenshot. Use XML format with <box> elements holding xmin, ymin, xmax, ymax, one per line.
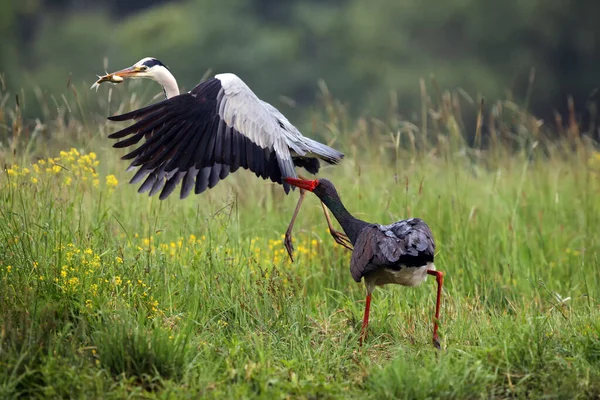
<box><xmin>284</xmin><ymin>188</ymin><xmax>307</xmax><ymax>262</ymax></box>
<box><xmin>427</xmin><ymin>270</ymin><xmax>444</xmax><ymax>349</ymax></box>
<box><xmin>359</xmin><ymin>293</ymin><xmax>372</xmax><ymax>346</ymax></box>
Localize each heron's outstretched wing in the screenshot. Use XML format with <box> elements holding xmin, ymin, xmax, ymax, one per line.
<box><xmin>107</xmin><ymin>74</ymin><xmax>343</xmax><ymax>200</ymax></box>
<box><xmin>124</xmin><ymin>163</ymin><xmax>230</xmax><ymax>198</ymax></box>
<box><xmin>350</xmin><ymin>219</ymin><xmax>435</xmax><ymax>282</ymax></box>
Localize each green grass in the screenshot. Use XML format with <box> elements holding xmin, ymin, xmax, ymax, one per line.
<box><xmin>1</xmin><ymin>81</ymin><xmax>599</xmax><ymax>399</ymax></box>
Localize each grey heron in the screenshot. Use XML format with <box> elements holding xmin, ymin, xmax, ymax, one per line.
<box><xmin>92</xmin><ymin>57</ymin><xmax>352</xmax><ymax>260</ymax></box>
<box><xmin>285</xmin><ymin>177</ymin><xmax>443</xmax><ymax>348</ymax></box>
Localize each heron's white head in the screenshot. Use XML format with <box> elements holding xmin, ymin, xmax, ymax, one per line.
<box><xmin>114</xmin><ymin>57</ymin><xmax>169</xmax><ymax>79</ymax></box>
<box><xmin>92</xmin><ymin>57</ymin><xmax>180</xmax><ymax>98</ymax></box>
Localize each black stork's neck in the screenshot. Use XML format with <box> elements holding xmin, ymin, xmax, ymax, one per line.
<box><xmin>315</xmin><ymin>187</ymin><xmax>370</xmax><ymax>245</ymax></box>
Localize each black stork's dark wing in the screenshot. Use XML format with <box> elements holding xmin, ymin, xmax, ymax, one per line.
<box><xmin>350</xmin><ymin>218</ymin><xmax>435</xmax><ymax>283</ymax></box>
<box><xmin>107</xmin><ymin>76</ymin><xmax>299</xmax><ymax>200</ymax></box>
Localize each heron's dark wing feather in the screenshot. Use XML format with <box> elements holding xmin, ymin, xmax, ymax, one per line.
<box><xmin>108</xmin><ymin>109</ymin><xmax>169</xmax><ymax>140</ymax></box>
<box><xmin>350</xmin><ymin>219</ymin><xmax>435</xmax><ymax>282</ymax></box>
<box><xmin>126</xmin><ymin>163</ymin><xmax>230</xmax><ymax>200</ymax></box>
<box><xmin>107</xmin><ymin>101</ymin><xmax>166</xmax><ymax>122</ymax></box>
<box><xmin>107</xmin><ymin>77</ymin><xmax>293</xmax><ymax>199</ymax></box>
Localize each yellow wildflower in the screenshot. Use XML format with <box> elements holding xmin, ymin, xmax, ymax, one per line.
<box><xmin>105</xmin><ymin>175</ymin><xmax>118</xmax><ymax>187</ymax></box>
<box><xmin>31</xmin><ymin>177</ymin><xmax>38</xmax><ymax>184</ymax></box>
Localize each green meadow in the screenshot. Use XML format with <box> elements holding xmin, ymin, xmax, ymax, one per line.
<box><xmin>1</xmin><ymin>82</ymin><xmax>599</xmax><ymax>399</ymax></box>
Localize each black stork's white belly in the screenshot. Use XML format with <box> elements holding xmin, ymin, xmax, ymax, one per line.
<box><xmin>364</xmin><ymin>262</ymin><xmax>436</xmax><ymax>294</ymax></box>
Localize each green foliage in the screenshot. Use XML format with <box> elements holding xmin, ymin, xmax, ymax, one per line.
<box><xmin>93</xmin><ymin>314</ymin><xmax>192</xmax><ymax>387</ymax></box>
<box><xmin>2</xmin><ymin>0</ymin><xmax>600</xmax><ymax>127</ymax></box>
<box><xmin>1</xmin><ymin>77</ymin><xmax>599</xmax><ymax>397</ymax></box>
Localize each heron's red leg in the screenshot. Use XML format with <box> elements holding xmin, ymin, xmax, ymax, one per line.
<box><xmin>427</xmin><ymin>270</ymin><xmax>444</xmax><ymax>349</ymax></box>
<box><xmin>320</xmin><ymin>202</ymin><xmax>353</xmax><ymax>251</ymax></box>
<box><xmin>284</xmin><ymin>188</ymin><xmax>306</xmax><ymax>262</ymax></box>
<box><xmin>359</xmin><ymin>293</ymin><xmax>372</xmax><ymax>346</ymax></box>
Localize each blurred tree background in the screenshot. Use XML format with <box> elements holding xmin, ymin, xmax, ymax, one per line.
<box><xmin>1</xmin><ymin>0</ymin><xmax>599</xmax><ymax>132</ymax></box>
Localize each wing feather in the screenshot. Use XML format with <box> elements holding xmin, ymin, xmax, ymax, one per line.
<box><xmin>105</xmin><ymin>74</ymin><xmax>343</xmax><ymax>200</ymax></box>
<box><xmin>350</xmin><ymin>225</ymin><xmax>378</xmax><ymax>282</ymax></box>
<box><xmin>350</xmin><ymin>219</ymin><xmax>435</xmax><ymax>282</ymax></box>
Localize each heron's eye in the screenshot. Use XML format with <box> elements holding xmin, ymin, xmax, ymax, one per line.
<box><xmin>140</xmin><ymin>66</ymin><xmax>149</xmax><ymax>71</ymax></box>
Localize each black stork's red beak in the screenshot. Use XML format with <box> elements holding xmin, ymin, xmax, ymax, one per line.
<box><xmin>285</xmin><ymin>178</ymin><xmax>318</xmax><ymax>192</ymax></box>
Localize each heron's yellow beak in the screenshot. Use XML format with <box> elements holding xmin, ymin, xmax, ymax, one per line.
<box><xmin>111</xmin><ymin>66</ymin><xmax>147</xmax><ymax>79</ymax></box>
<box><xmin>90</xmin><ymin>66</ymin><xmax>146</xmax><ymax>91</ymax></box>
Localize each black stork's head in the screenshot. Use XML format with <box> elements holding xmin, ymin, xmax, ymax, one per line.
<box><xmin>285</xmin><ymin>177</ymin><xmax>341</xmax><ymax>201</ymax></box>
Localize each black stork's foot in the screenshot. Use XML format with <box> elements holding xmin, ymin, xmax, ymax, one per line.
<box><xmin>433</xmin><ymin>336</ymin><xmax>441</xmax><ymax>350</ymax></box>
<box><xmin>330</xmin><ymin>229</ymin><xmax>353</xmax><ymax>251</ymax></box>
<box><xmin>284</xmin><ymin>230</ymin><xmax>295</xmax><ymax>263</ymax></box>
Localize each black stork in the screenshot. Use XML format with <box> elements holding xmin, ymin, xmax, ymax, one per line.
<box><xmin>285</xmin><ymin>177</ymin><xmax>444</xmax><ymax>348</ymax></box>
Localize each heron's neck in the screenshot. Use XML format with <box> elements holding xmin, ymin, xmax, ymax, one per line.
<box><xmin>153</xmin><ymin>67</ymin><xmax>180</xmax><ymax>99</ymax></box>
<box><xmin>317</xmin><ymin>192</ymin><xmax>369</xmax><ymax>245</ymax></box>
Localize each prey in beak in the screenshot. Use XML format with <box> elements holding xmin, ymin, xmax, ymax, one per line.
<box><xmin>90</xmin><ymin>65</ymin><xmax>147</xmax><ymax>91</ymax></box>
